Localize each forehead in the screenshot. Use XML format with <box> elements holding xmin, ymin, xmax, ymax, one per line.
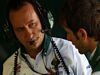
<box><xmin>9</xmin><ymin>3</ymin><xmax>38</xmax><ymax>25</ymax></box>
<box><xmin>9</xmin><ymin>3</ymin><xmax>35</xmax><ymax>16</ymax></box>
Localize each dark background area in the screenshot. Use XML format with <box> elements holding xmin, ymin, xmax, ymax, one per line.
<box><xmin>0</xmin><ymin>0</ymin><xmax>66</xmax><ymax>63</ymax></box>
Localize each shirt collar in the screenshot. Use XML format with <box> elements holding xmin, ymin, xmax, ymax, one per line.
<box><xmin>90</xmin><ymin>47</ymin><xmax>97</xmax><ymax>60</ymax></box>
<box><xmin>20</xmin><ymin>34</ymin><xmax>51</xmax><ymax>57</ymax></box>
<box><xmin>41</xmin><ymin>34</ymin><xmax>51</xmax><ymax>56</ymax></box>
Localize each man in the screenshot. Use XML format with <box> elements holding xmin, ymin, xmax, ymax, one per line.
<box><xmin>3</xmin><ymin>0</ymin><xmax>91</xmax><ymax>75</ymax></box>
<box><xmin>60</xmin><ymin>0</ymin><xmax>100</xmax><ymax>74</ymax></box>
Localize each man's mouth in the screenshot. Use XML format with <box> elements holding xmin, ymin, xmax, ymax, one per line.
<box><xmin>29</xmin><ymin>40</ymin><xmax>35</xmax><ymax>45</ymax></box>
<box><xmin>29</xmin><ymin>37</ymin><xmax>38</xmax><ymax>45</ymax></box>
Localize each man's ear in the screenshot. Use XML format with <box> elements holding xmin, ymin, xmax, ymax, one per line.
<box><xmin>77</xmin><ymin>28</ymin><xmax>87</xmax><ymax>41</ymax></box>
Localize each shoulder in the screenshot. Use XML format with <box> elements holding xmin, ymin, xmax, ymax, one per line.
<box><xmin>3</xmin><ymin>48</ymin><xmax>21</xmax><ymax>67</ymax></box>
<box><xmin>3</xmin><ymin>52</ymin><xmax>15</xmax><ymax>66</ymax></box>
<box><xmin>52</xmin><ymin>37</ymin><xmax>74</xmax><ymax>47</ymax></box>
<box><xmin>51</xmin><ymin>37</ymin><xmax>79</xmax><ymax>60</ymax></box>
<box><xmin>52</xmin><ymin>37</ymin><xmax>78</xmax><ymax>52</ymax></box>
<box><xmin>3</xmin><ymin>51</ymin><xmax>15</xmax><ymax>75</ymax></box>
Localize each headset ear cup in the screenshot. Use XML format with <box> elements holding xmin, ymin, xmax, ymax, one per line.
<box><xmin>41</xmin><ymin>9</ymin><xmax>54</xmax><ymax>31</ymax></box>
<box><xmin>42</xmin><ymin>11</ymin><xmax>54</xmax><ymax>30</ymax></box>
<box><xmin>35</xmin><ymin>1</ymin><xmax>54</xmax><ymax>30</ymax></box>
<box><xmin>47</xmin><ymin>11</ymin><xmax>54</xmax><ymax>29</ymax></box>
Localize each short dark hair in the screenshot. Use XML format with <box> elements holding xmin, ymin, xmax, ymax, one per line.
<box><xmin>60</xmin><ymin>0</ymin><xmax>100</xmax><ymax>41</ymax></box>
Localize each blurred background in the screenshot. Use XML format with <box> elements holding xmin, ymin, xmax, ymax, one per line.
<box><xmin>0</xmin><ymin>0</ymin><xmax>66</xmax><ymax>63</ymax></box>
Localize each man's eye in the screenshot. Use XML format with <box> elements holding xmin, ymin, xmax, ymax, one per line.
<box><xmin>15</xmin><ymin>27</ymin><xmax>25</xmax><ymax>32</ymax></box>
<box><xmin>29</xmin><ymin>23</ymin><xmax>36</xmax><ymax>28</ymax></box>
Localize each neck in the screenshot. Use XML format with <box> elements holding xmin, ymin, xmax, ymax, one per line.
<box><xmin>88</xmin><ymin>37</ymin><xmax>98</xmax><ymax>53</ymax></box>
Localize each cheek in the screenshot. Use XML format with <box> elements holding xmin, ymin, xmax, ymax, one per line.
<box><xmin>73</xmin><ymin>40</ymin><xmax>85</xmax><ymax>53</ymax></box>
<box><xmin>15</xmin><ymin>32</ymin><xmax>25</xmax><ymax>42</ymax></box>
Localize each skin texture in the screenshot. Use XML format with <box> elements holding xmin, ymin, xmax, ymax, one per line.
<box><xmin>9</xmin><ymin>3</ymin><xmax>44</xmax><ymax>58</ymax></box>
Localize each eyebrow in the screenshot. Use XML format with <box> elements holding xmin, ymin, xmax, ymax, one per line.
<box><xmin>26</xmin><ymin>19</ymin><xmax>34</xmax><ymax>25</ymax></box>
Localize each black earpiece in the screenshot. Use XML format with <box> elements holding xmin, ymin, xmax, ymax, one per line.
<box><xmin>2</xmin><ymin>0</ymin><xmax>54</xmax><ymax>41</ymax></box>
<box><xmin>33</xmin><ymin>0</ymin><xmax>54</xmax><ymax>31</ymax></box>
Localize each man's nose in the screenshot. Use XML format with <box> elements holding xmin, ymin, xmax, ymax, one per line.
<box><xmin>25</xmin><ymin>28</ymin><xmax>33</xmax><ymax>39</ymax></box>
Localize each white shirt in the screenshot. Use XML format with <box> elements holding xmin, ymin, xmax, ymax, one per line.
<box><xmin>79</xmin><ymin>54</ymin><xmax>92</xmax><ymax>75</ymax></box>
<box><xmin>92</xmin><ymin>71</ymin><xmax>100</xmax><ymax>75</ymax></box>
<box><xmin>3</xmin><ymin>37</ymin><xmax>92</xmax><ymax>75</ymax></box>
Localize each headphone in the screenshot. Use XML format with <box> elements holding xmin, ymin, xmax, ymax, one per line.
<box><xmin>34</xmin><ymin>0</ymin><xmax>54</xmax><ymax>30</ymax></box>
<box><xmin>2</xmin><ymin>0</ymin><xmax>54</xmax><ymax>41</ymax></box>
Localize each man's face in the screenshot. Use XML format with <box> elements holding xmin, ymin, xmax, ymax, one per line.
<box><xmin>9</xmin><ymin>3</ymin><xmax>44</xmax><ymax>51</ymax></box>
<box><xmin>63</xmin><ymin>20</ymin><xmax>88</xmax><ymax>54</ymax></box>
